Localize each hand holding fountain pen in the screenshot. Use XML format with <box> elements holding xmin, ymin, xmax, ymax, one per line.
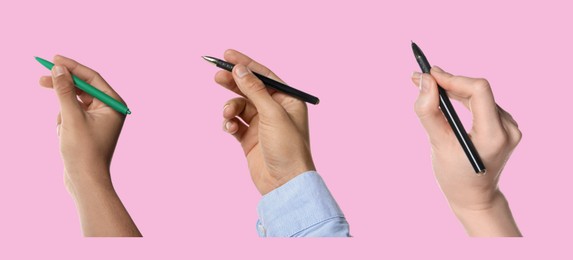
<box><xmin>411</xmin><ymin>42</ymin><xmax>486</xmax><ymax>174</ymax></box>
<box><xmin>202</xmin><ymin>56</ymin><xmax>320</xmax><ymax>105</ymax></box>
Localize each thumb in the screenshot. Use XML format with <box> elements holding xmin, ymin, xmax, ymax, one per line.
<box><xmin>51</xmin><ymin>65</ymin><xmax>83</xmax><ymax>119</ymax></box>
<box><xmin>232</xmin><ymin>64</ymin><xmax>280</xmax><ymax>116</ymax></box>
<box><xmin>412</xmin><ymin>72</ymin><xmax>450</xmax><ymax>143</ymax></box>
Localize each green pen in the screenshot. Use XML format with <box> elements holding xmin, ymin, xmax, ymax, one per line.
<box><xmin>35</xmin><ymin>57</ymin><xmax>131</xmax><ymax>115</ymax></box>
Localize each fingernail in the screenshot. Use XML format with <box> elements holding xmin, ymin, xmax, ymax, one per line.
<box><xmin>235</xmin><ymin>65</ymin><xmax>250</xmax><ymax>78</ymax></box>
<box><xmin>432</xmin><ymin>66</ymin><xmax>443</xmax><ymax>72</ymax></box>
<box><xmin>52</xmin><ymin>66</ymin><xmax>64</xmax><ymax>77</ymax></box>
<box><xmin>412</xmin><ymin>71</ymin><xmax>422</xmax><ymax>79</ymax></box>
<box><xmin>419</xmin><ymin>74</ymin><xmax>430</xmax><ymax>93</ymax></box>
<box><xmin>223</xmin><ymin>104</ymin><xmax>230</xmax><ymax>114</ymax></box>
<box><xmin>225</xmin><ymin>121</ymin><xmax>232</xmax><ymax>132</ymax></box>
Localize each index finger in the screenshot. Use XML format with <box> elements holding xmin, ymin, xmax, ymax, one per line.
<box><xmin>215</xmin><ymin>50</ymin><xmax>282</xmax><ymax>98</ymax></box>
<box><xmin>217</xmin><ymin>50</ymin><xmax>304</xmax><ymax>109</ymax></box>
<box><xmin>53</xmin><ymin>55</ymin><xmax>125</xmax><ymax>104</ymax></box>
<box><xmin>223</xmin><ymin>49</ymin><xmax>284</xmax><ymax>82</ymax></box>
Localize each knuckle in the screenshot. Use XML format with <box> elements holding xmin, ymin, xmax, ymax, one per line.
<box><xmin>511</xmin><ymin>128</ymin><xmax>523</xmax><ymax>146</ymax></box>
<box><xmin>245</xmin><ymin>77</ymin><xmax>266</xmax><ymax>93</ymax></box>
<box><xmin>54</xmin><ymin>79</ymin><xmax>74</xmax><ymax>94</ymax></box>
<box><xmin>414</xmin><ymin>103</ymin><xmax>425</xmax><ymax>117</ymax></box>
<box><xmin>53</xmin><ymin>55</ymin><xmax>64</xmax><ymax>63</ymax></box>
<box><xmin>265</xmin><ymin>106</ymin><xmax>287</xmax><ymax>119</ymax></box>
<box><xmin>501</xmin><ymin>116</ymin><xmax>522</xmax><ymax>147</ymax></box>
<box><xmin>414</xmin><ymin>98</ymin><xmax>434</xmax><ymax>118</ymax></box>
<box><xmin>224</xmin><ymin>49</ymin><xmax>235</xmax><ymax>58</ymax></box>
<box><xmin>489</xmin><ymin>132</ymin><xmax>510</xmax><ymax>151</ymax></box>
<box><xmin>472</xmin><ymin>78</ymin><xmax>492</xmax><ymax>93</ymax></box>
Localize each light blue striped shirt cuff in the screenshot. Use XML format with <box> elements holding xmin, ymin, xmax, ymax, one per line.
<box><xmin>256</xmin><ymin>171</ymin><xmax>350</xmax><ymax>237</ymax></box>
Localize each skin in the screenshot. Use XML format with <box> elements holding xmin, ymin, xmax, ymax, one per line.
<box><xmin>411</xmin><ymin>66</ymin><xmax>522</xmax><ymax>237</ymax></box>
<box><xmin>214</xmin><ymin>49</ymin><xmax>316</xmax><ymax>195</ymax></box>
<box><xmin>39</xmin><ymin>55</ymin><xmax>141</xmax><ymax>237</ymax></box>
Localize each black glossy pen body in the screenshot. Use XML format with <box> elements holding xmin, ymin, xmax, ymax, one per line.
<box><xmin>411</xmin><ymin>42</ymin><xmax>486</xmax><ymax>174</ymax></box>
<box><xmin>216</xmin><ymin>60</ymin><xmax>235</xmax><ymax>71</ymax></box>
<box><xmin>255</xmin><ymin>74</ymin><xmax>320</xmax><ymax>105</ymax></box>
<box><xmin>412</xmin><ymin>43</ymin><xmax>432</xmax><ymax>73</ymax></box>
<box><xmin>206</xmin><ymin>56</ymin><xmax>320</xmax><ymax>105</ymax></box>
<box><xmin>438</xmin><ymin>88</ymin><xmax>486</xmax><ymax>173</ymax></box>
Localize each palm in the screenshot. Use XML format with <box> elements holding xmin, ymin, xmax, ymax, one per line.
<box><xmin>432</xmin><ymin>153</ymin><xmax>494</xmax><ymax>210</ymax></box>
<box><xmin>431</xmin><ymin>107</ymin><xmax>515</xmax><ymax>211</ymax></box>
<box><xmin>231</xmin><ymin>98</ymin><xmax>314</xmax><ymax>195</ymax></box>
<box><xmin>239</xmin><ymin>117</ymin><xmax>275</xmax><ymax>193</ymax></box>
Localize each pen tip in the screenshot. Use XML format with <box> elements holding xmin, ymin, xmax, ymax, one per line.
<box><xmin>126</xmin><ymin>109</ymin><xmax>131</xmax><ymax>115</ymax></box>
<box><xmin>202</xmin><ymin>56</ymin><xmax>217</xmax><ymax>64</ymax></box>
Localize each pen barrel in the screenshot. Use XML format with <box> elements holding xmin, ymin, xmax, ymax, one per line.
<box><xmin>255</xmin><ymin>73</ymin><xmax>320</xmax><ymax>105</ymax></box>
<box><xmin>72</xmin><ymin>75</ymin><xmax>129</xmax><ymax>115</ymax></box>
<box><xmin>213</xmin><ymin>58</ymin><xmax>319</xmax><ymax>105</ymax></box>
<box><xmin>417</xmin><ymin>56</ymin><xmax>431</xmax><ymax>73</ymax></box>
<box><xmin>412</xmin><ymin>43</ymin><xmax>432</xmax><ymax>73</ymax></box>
<box><xmin>438</xmin><ymin>87</ymin><xmax>486</xmax><ymax>173</ymax></box>
<box><xmin>216</xmin><ymin>62</ymin><xmax>235</xmax><ymax>71</ymax></box>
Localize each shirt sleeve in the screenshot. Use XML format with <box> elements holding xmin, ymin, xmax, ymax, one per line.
<box><xmin>256</xmin><ymin>171</ymin><xmax>350</xmax><ymax>237</ymax></box>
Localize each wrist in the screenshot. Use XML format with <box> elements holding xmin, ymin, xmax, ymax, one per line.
<box><xmin>65</xmin><ymin>168</ymin><xmax>114</xmax><ymax>199</ymax></box>
<box><xmin>451</xmin><ymin>191</ymin><xmax>521</xmax><ymax>237</ymax></box>
<box><xmin>273</xmin><ymin>165</ymin><xmax>316</xmax><ymax>190</ymax></box>
<box><xmin>64</xmin><ymin>172</ymin><xmax>140</xmax><ymax>237</ymax></box>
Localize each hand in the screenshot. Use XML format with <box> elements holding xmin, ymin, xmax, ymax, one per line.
<box><xmin>39</xmin><ymin>55</ymin><xmax>140</xmax><ymax>237</ymax></box>
<box><xmin>214</xmin><ymin>50</ymin><xmax>316</xmax><ymax>195</ymax></box>
<box><xmin>40</xmin><ymin>56</ymin><xmax>125</xmax><ymax>190</ymax></box>
<box><xmin>411</xmin><ymin>66</ymin><xmax>522</xmax><ymax>237</ymax></box>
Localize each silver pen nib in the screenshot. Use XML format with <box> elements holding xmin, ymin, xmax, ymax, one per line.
<box><xmin>202</xmin><ymin>56</ymin><xmax>218</xmax><ymax>64</ymax></box>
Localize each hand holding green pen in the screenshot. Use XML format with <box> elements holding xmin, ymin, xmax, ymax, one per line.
<box><xmin>36</xmin><ymin>56</ymin><xmax>131</xmax><ymax>115</ymax></box>
<box><xmin>38</xmin><ymin>55</ymin><xmax>140</xmax><ymax>236</ymax></box>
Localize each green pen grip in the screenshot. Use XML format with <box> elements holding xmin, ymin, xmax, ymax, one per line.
<box><xmin>71</xmin><ymin>75</ymin><xmax>130</xmax><ymax>115</ymax></box>
<box><xmin>35</xmin><ymin>57</ymin><xmax>131</xmax><ymax>115</ymax></box>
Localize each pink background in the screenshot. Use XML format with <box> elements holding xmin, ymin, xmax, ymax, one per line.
<box><xmin>1</xmin><ymin>0</ymin><xmax>571</xmax><ymax>258</ymax></box>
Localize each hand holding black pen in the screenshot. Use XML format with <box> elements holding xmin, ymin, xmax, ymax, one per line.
<box><xmin>203</xmin><ymin>56</ymin><xmax>320</xmax><ymax>105</ymax></box>
<box><xmin>412</xmin><ymin>42</ymin><xmax>486</xmax><ymax>174</ymax></box>
<box><xmin>212</xmin><ymin>49</ymin><xmax>349</xmax><ymax>237</ymax></box>
<box><xmin>212</xmin><ymin>49</ymin><xmax>317</xmax><ymax>195</ymax></box>
<box><xmin>409</xmin><ymin>48</ymin><xmax>522</xmax><ymax>236</ymax></box>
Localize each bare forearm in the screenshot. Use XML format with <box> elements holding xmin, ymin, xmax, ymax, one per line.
<box><xmin>70</xmin><ymin>172</ymin><xmax>141</xmax><ymax>237</ymax></box>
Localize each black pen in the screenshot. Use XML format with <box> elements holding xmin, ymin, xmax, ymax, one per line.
<box><xmin>411</xmin><ymin>42</ymin><xmax>486</xmax><ymax>175</ymax></box>
<box><xmin>202</xmin><ymin>56</ymin><xmax>320</xmax><ymax>105</ymax></box>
